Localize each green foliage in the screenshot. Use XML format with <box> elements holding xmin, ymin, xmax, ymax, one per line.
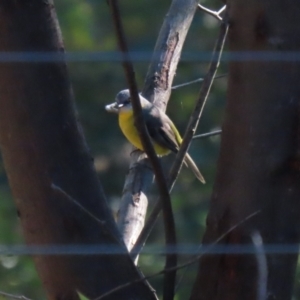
<box><xmin>77</xmin><ymin>291</ymin><xmax>90</xmax><ymax>300</ymax></box>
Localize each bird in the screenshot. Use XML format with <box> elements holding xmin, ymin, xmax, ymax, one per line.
<box><xmin>105</xmin><ymin>89</ymin><xmax>205</xmax><ymax>183</ymax></box>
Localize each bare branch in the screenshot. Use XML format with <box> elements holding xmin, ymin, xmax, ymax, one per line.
<box><xmin>198</xmin><ymin>4</ymin><xmax>226</xmax><ymax>21</ymax></box>
<box><xmin>108</xmin><ymin>1</ymin><xmax>177</xmax><ymax>298</ymax></box>
<box><xmin>132</xmin><ymin>9</ymin><xmax>229</xmax><ymax>258</ymax></box>
<box><xmin>193</xmin><ymin>129</ymin><xmax>222</xmax><ymax>139</ymax></box>
<box><xmin>0</xmin><ymin>291</ymin><xmax>32</xmax><ymax>300</ymax></box>
<box><xmin>251</xmin><ymin>232</ymin><xmax>268</xmax><ymax>300</ymax></box>
<box><xmin>172</xmin><ymin>74</ymin><xmax>227</xmax><ymax>90</ymax></box>
<box><xmin>51</xmin><ymin>184</ymin><xmax>114</xmax><ymax>232</ymax></box>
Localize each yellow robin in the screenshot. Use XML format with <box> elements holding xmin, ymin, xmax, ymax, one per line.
<box><xmin>105</xmin><ymin>89</ymin><xmax>205</xmax><ymax>183</ymax></box>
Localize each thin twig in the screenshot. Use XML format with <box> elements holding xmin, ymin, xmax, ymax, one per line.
<box><xmin>217</xmin><ymin>6</ymin><xmax>226</xmax><ymax>15</ymax></box>
<box><xmin>198</xmin><ymin>4</ymin><xmax>226</xmax><ymax>21</ymax></box>
<box><xmin>193</xmin><ymin>129</ymin><xmax>222</xmax><ymax>139</ymax></box>
<box><xmin>94</xmin><ymin>210</ymin><xmax>259</xmax><ymax>300</ymax></box>
<box><xmin>169</xmin><ymin>11</ymin><xmax>228</xmax><ymax>187</ymax></box>
<box><xmin>172</xmin><ymin>74</ymin><xmax>227</xmax><ymax>90</ymax></box>
<box><xmin>132</xmin><ymin>9</ymin><xmax>229</xmax><ymax>258</ymax></box>
<box><xmin>174</xmin><ymin>212</ymin><xmax>261</xmax><ymax>294</ymax></box>
<box><xmin>251</xmin><ymin>231</ymin><xmax>268</xmax><ymax>300</ymax></box>
<box><xmin>0</xmin><ymin>291</ymin><xmax>32</xmax><ymax>300</ymax></box>
<box><xmin>51</xmin><ymin>184</ymin><xmax>105</xmax><ymax>226</ymax></box>
<box><xmin>51</xmin><ymin>183</ymin><xmax>122</xmax><ymax>245</ymax></box>
<box><xmin>108</xmin><ymin>1</ymin><xmax>177</xmax><ymax>299</ymax></box>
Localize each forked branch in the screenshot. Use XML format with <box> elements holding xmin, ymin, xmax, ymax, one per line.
<box><xmin>198</xmin><ymin>4</ymin><xmax>226</xmax><ymax>21</ymax></box>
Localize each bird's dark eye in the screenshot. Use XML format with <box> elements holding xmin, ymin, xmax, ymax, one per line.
<box><xmin>117</xmin><ymin>98</ymin><xmax>130</xmax><ymax>108</ymax></box>
<box><xmin>123</xmin><ymin>98</ymin><xmax>131</xmax><ymax>105</ymax></box>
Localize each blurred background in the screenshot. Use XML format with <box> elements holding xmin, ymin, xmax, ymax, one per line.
<box><xmin>0</xmin><ymin>0</ymin><xmax>228</xmax><ymax>299</ymax></box>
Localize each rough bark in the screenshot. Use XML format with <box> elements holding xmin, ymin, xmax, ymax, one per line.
<box><xmin>190</xmin><ymin>1</ymin><xmax>300</xmax><ymax>299</ymax></box>
<box><xmin>0</xmin><ymin>1</ymin><xmax>157</xmax><ymax>299</ymax></box>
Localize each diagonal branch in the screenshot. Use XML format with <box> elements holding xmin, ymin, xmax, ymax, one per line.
<box><xmin>108</xmin><ymin>1</ymin><xmax>177</xmax><ymax>299</ymax></box>
<box><xmin>0</xmin><ymin>291</ymin><xmax>32</xmax><ymax>300</ymax></box>
<box><xmin>193</xmin><ymin>129</ymin><xmax>222</xmax><ymax>139</ymax></box>
<box><xmin>172</xmin><ymin>74</ymin><xmax>227</xmax><ymax>90</ymax></box>
<box><xmin>132</xmin><ymin>9</ymin><xmax>229</xmax><ymax>258</ymax></box>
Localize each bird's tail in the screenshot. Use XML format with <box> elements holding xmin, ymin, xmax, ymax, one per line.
<box><xmin>183</xmin><ymin>153</ymin><xmax>206</xmax><ymax>184</ymax></box>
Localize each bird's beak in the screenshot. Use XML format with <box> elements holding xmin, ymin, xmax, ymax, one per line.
<box><xmin>105</xmin><ymin>102</ymin><xmax>119</xmax><ymax>113</ymax></box>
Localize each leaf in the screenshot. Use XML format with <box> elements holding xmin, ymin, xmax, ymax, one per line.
<box><xmin>77</xmin><ymin>291</ymin><xmax>90</xmax><ymax>300</ymax></box>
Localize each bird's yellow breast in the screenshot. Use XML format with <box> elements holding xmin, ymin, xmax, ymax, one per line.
<box><xmin>118</xmin><ymin>110</ymin><xmax>170</xmax><ymax>156</ymax></box>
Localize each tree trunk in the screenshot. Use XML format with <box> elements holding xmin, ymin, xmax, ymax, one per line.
<box><xmin>191</xmin><ymin>1</ymin><xmax>300</xmax><ymax>299</ymax></box>
<box><xmin>0</xmin><ymin>1</ymin><xmax>156</xmax><ymax>299</ymax></box>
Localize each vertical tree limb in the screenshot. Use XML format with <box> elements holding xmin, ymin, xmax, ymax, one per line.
<box><xmin>0</xmin><ymin>1</ymin><xmax>157</xmax><ymax>299</ymax></box>
<box><xmin>190</xmin><ymin>0</ymin><xmax>300</xmax><ymax>299</ymax></box>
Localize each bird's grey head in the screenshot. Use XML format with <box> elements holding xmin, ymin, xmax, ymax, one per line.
<box><xmin>115</xmin><ymin>89</ymin><xmax>151</xmax><ymax>109</ymax></box>
<box><xmin>105</xmin><ymin>89</ymin><xmax>152</xmax><ymax>114</ymax></box>
<box><xmin>115</xmin><ymin>89</ymin><xmax>131</xmax><ymax>109</ymax></box>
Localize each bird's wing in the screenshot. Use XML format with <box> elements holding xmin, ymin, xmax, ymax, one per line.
<box><xmin>143</xmin><ymin>106</ymin><xmax>179</xmax><ymax>153</ymax></box>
